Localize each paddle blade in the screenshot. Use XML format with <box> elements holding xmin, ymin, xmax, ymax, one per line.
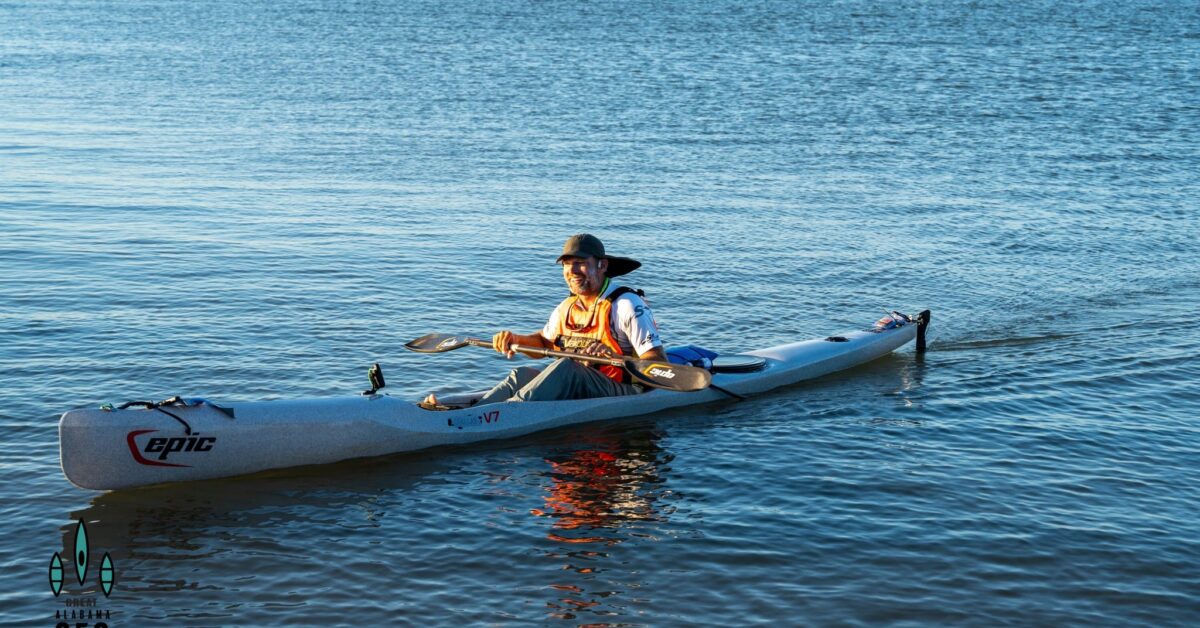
<box><xmin>404</xmin><ymin>333</ymin><xmax>472</xmax><ymax>353</ymax></box>
<box><xmin>626</xmin><ymin>359</ymin><xmax>712</xmax><ymax>392</ymax></box>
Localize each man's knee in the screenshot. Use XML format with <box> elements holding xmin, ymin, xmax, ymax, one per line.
<box><xmin>506</xmin><ymin>366</ymin><xmax>542</xmax><ymax>389</ymax></box>
<box><xmin>537</xmin><ymin>358</ymin><xmax>585</xmax><ymax>381</ymax></box>
<box><xmin>513</xmin><ymin>366</ymin><xmax>541</xmax><ymax>379</ymax></box>
<box><xmin>513</xmin><ymin>359</ymin><xmax>587</xmax><ymax>401</ymax></box>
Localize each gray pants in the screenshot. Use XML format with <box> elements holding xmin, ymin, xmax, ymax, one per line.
<box><xmin>477</xmin><ymin>358</ymin><xmax>644</xmax><ymax>404</ymax></box>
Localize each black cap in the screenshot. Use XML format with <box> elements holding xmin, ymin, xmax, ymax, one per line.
<box><xmin>555</xmin><ymin>233</ymin><xmax>641</xmax><ymax>276</ymax></box>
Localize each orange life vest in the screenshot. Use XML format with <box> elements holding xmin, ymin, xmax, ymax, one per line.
<box><xmin>550</xmin><ymin>283</ymin><xmax>644</xmax><ymax>384</ymax></box>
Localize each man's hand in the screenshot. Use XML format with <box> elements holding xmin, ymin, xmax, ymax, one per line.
<box><xmin>580</xmin><ymin>341</ymin><xmax>615</xmax><ymax>358</ymax></box>
<box><xmin>492</xmin><ymin>330</ymin><xmax>518</xmax><ymax>358</ymax></box>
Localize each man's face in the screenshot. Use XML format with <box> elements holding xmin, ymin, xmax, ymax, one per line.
<box><xmin>561</xmin><ymin>256</ymin><xmax>607</xmax><ymax>296</ymax></box>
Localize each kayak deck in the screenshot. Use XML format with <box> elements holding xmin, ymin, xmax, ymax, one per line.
<box><xmin>59</xmin><ymin>313</ymin><xmax>926</xmax><ymax>490</ymax></box>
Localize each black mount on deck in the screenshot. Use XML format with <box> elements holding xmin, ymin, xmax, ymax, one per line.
<box><xmin>363</xmin><ymin>363</ymin><xmax>386</xmax><ymax>395</ymax></box>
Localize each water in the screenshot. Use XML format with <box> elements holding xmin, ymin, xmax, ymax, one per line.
<box><xmin>2</xmin><ymin>0</ymin><xmax>1199</xmax><ymax>624</ymax></box>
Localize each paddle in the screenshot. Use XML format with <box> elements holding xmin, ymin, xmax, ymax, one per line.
<box><xmin>404</xmin><ymin>333</ymin><xmax>712</xmax><ymax>392</ymax></box>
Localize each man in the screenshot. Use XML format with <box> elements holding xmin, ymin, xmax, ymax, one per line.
<box><xmin>423</xmin><ymin>234</ymin><xmax>666</xmax><ymax>406</ymax></box>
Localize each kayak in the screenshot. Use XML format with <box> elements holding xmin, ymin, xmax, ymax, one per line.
<box><xmin>59</xmin><ymin>311</ymin><xmax>929</xmax><ymax>490</ymax></box>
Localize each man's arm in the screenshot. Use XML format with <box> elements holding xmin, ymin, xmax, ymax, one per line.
<box><xmin>492</xmin><ymin>330</ymin><xmax>552</xmax><ymax>359</ymax></box>
<box><xmin>612</xmin><ymin>294</ymin><xmax>665</xmax><ymax>361</ymax></box>
<box><xmin>637</xmin><ymin>346</ymin><xmax>668</xmax><ymax>361</ymax></box>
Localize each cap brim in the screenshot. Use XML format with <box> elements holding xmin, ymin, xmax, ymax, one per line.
<box><xmin>555</xmin><ymin>255</ymin><xmax>641</xmax><ymax>276</ymax></box>
<box><xmin>605</xmin><ymin>257</ymin><xmax>641</xmax><ymax>276</ymax></box>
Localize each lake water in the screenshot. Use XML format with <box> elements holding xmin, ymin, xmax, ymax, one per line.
<box><xmin>2</xmin><ymin>0</ymin><xmax>1198</xmax><ymax>625</ymax></box>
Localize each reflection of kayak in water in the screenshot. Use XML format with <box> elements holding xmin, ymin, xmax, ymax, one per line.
<box><xmin>59</xmin><ymin>311</ymin><xmax>929</xmax><ymax>491</ymax></box>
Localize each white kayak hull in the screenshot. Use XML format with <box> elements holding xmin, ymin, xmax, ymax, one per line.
<box><xmin>59</xmin><ymin>316</ymin><xmax>922</xmax><ymax>490</ymax></box>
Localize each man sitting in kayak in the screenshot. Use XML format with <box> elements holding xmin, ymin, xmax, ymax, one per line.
<box><xmin>423</xmin><ymin>233</ymin><xmax>667</xmax><ymax>406</ymax></box>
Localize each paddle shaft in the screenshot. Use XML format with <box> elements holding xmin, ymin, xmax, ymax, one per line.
<box><xmin>465</xmin><ymin>337</ymin><xmax>628</xmax><ymax>368</ymax></box>
<box><xmin>405</xmin><ymin>332</ymin><xmax>710</xmax><ymax>391</ymax></box>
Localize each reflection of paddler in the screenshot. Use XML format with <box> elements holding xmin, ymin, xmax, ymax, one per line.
<box><xmin>537</xmin><ymin>450</ymin><xmax>620</xmax><ymax>535</ymax></box>
<box><xmin>530</xmin><ymin>431</ymin><xmax>666</xmax><ymax>540</ymax></box>
<box><xmin>537</xmin><ymin>431</ymin><xmax>668</xmax><ymax>622</ymax></box>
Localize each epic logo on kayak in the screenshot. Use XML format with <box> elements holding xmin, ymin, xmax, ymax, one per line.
<box><xmin>126</xmin><ymin>429</ymin><xmax>216</xmax><ymax>467</ymax></box>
